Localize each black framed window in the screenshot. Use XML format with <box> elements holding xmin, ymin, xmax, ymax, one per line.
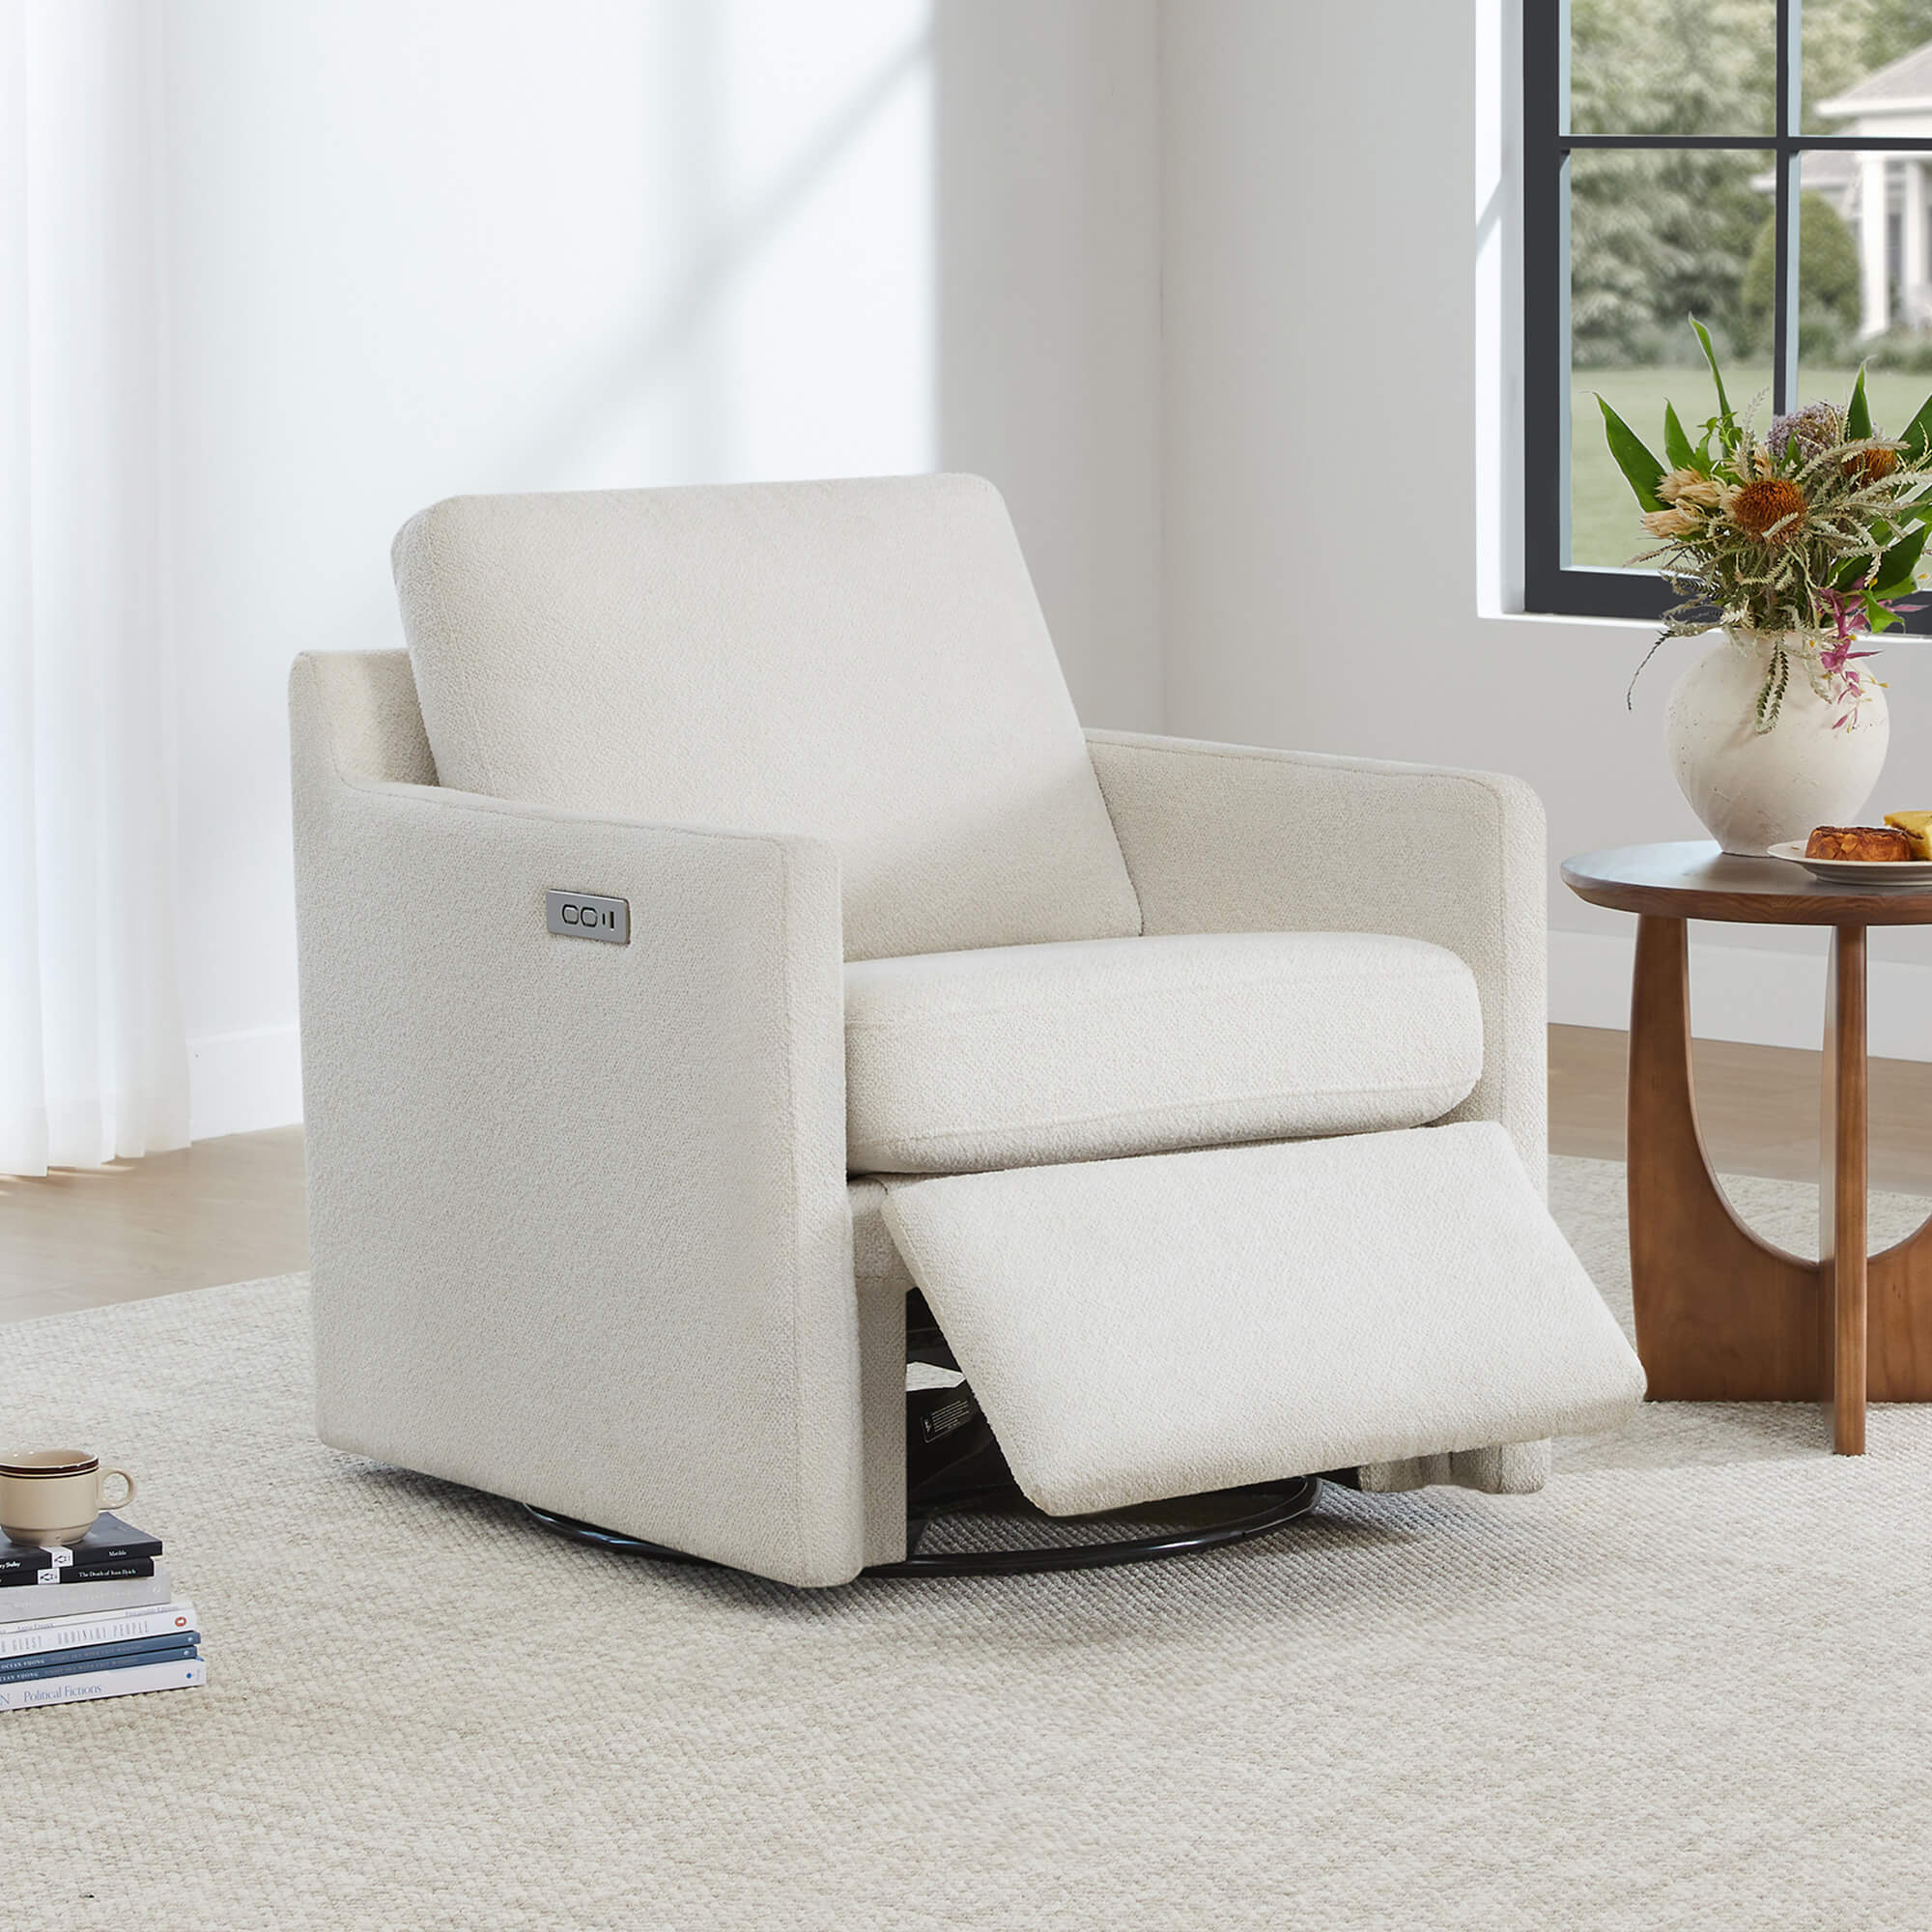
<box><xmin>1525</xmin><ymin>0</ymin><xmax>1932</xmax><ymax>622</ymax></box>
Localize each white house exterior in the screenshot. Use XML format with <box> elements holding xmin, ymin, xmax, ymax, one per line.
<box><xmin>1814</xmin><ymin>42</ymin><xmax>1932</xmax><ymax>336</ymax></box>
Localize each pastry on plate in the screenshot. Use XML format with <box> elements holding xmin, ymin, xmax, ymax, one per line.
<box><xmin>1884</xmin><ymin>810</ymin><xmax>1932</xmax><ymax>859</ymax></box>
<box><xmin>1805</xmin><ymin>824</ymin><xmax>1915</xmax><ymax>861</ymax></box>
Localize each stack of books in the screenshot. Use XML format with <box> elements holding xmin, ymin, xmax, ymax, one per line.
<box><xmin>0</xmin><ymin>1516</ymin><xmax>202</xmax><ymax>1712</ymax></box>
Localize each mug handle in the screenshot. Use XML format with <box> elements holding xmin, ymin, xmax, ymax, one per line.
<box><xmin>99</xmin><ymin>1469</ymin><xmax>135</xmax><ymax>1511</ymax></box>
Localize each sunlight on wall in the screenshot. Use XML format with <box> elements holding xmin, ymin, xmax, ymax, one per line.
<box><xmin>162</xmin><ymin>0</ymin><xmax>936</xmax><ymax>1133</ymax></box>
<box><xmin>723</xmin><ymin>1</ymin><xmax>933</xmax><ymax>478</ymax></box>
<box><xmin>623</xmin><ymin>0</ymin><xmax>935</xmax><ymax>485</ymax></box>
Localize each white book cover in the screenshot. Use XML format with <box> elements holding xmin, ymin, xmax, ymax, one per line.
<box><xmin>0</xmin><ymin>1565</ymin><xmax>171</xmax><ymax>1628</ymax></box>
<box><xmin>0</xmin><ymin>1600</ymin><xmax>197</xmax><ymax>1661</ymax></box>
<box><xmin>0</xmin><ymin>1658</ymin><xmax>205</xmax><ymax>1712</ymax></box>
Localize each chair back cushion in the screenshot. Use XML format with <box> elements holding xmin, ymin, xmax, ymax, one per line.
<box><xmin>391</xmin><ymin>475</ymin><xmax>1142</xmax><ymax>960</ymax></box>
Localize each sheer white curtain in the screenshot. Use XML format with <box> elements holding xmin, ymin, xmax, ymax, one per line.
<box><xmin>0</xmin><ymin>0</ymin><xmax>187</xmax><ymax>1176</ymax></box>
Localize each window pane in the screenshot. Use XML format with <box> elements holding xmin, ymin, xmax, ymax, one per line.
<box><xmin>1570</xmin><ymin>0</ymin><xmax>1776</xmax><ymax>138</ymax></box>
<box><xmin>1803</xmin><ymin>1</ymin><xmax>1932</xmax><ymax>136</ymax></box>
<box><xmin>1568</xmin><ymin>148</ymin><xmax>1773</xmax><ymax>569</ymax></box>
<box><xmin>1796</xmin><ymin>151</ymin><xmax>1932</xmax><ymax>448</ymax></box>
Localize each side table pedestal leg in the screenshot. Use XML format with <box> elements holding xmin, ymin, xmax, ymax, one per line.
<box><xmin>1822</xmin><ymin>924</ymin><xmax>1868</xmax><ymax>1456</ymax></box>
<box><xmin>1627</xmin><ymin>915</ymin><xmax>1820</xmax><ymax>1401</ymax></box>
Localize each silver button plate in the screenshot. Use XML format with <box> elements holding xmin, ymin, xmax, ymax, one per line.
<box><xmin>546</xmin><ymin>890</ymin><xmax>630</xmax><ymax>944</ymax></box>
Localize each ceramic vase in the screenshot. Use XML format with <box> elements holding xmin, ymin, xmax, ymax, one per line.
<box><xmin>1662</xmin><ymin>628</ymin><xmax>1889</xmax><ymax>856</ymax></box>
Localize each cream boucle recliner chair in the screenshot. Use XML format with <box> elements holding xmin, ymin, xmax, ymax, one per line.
<box><xmin>290</xmin><ymin>474</ymin><xmax>1642</xmax><ymax>1587</ymax></box>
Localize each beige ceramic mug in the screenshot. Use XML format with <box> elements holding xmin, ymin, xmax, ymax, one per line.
<box><xmin>0</xmin><ymin>1451</ymin><xmax>136</xmax><ymax>1548</ymax></box>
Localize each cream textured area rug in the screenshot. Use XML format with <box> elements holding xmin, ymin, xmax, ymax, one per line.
<box><xmin>5</xmin><ymin>1156</ymin><xmax>1932</xmax><ymax>1930</ymax></box>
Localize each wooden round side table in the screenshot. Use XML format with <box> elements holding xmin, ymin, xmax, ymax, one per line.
<box><xmin>1562</xmin><ymin>839</ymin><xmax>1932</xmax><ymax>1455</ymax></box>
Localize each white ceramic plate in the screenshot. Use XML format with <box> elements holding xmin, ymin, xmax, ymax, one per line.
<box><xmin>1767</xmin><ymin>838</ymin><xmax>1932</xmax><ymax>886</ymax></box>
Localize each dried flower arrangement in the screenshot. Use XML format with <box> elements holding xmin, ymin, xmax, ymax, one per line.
<box><xmin>1602</xmin><ymin>319</ymin><xmax>1932</xmax><ymax>729</ymax></box>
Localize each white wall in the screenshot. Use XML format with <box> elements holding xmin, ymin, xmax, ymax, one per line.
<box><xmin>1158</xmin><ymin>0</ymin><xmax>1932</xmax><ymax>1064</ymax></box>
<box><xmin>159</xmin><ymin>0</ymin><xmax>1160</xmax><ymax>1136</ymax></box>
<box><xmin>170</xmin><ymin>0</ymin><xmax>1894</xmax><ymax>1142</ymax></box>
<box><xmin>934</xmin><ymin>3</ymin><xmax>1162</xmax><ymax>729</ymax></box>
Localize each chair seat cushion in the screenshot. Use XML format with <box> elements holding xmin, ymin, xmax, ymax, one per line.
<box><xmin>844</xmin><ymin>931</ymin><xmax>1484</xmax><ymax>1175</ymax></box>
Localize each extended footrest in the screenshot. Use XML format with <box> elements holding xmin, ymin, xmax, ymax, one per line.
<box><xmin>880</xmin><ymin>1122</ymin><xmax>1645</xmax><ymax>1518</ymax></box>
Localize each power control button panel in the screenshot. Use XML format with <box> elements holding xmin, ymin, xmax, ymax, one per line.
<box><xmin>546</xmin><ymin>890</ymin><xmax>630</xmax><ymax>945</ymax></box>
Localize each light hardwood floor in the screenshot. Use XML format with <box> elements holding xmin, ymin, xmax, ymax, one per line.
<box><xmin>5</xmin><ymin>1026</ymin><xmax>1931</xmax><ymax>1326</ymax></box>
<box><xmin>1548</xmin><ymin>1021</ymin><xmax>1932</xmax><ymax>1192</ymax></box>
<box><xmin>1</xmin><ymin>1127</ymin><xmax>309</xmax><ymax>1324</ymax></box>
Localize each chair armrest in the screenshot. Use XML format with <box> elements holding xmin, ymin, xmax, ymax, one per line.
<box><xmin>1087</xmin><ymin>729</ymin><xmax>1548</xmax><ymax>1189</ymax></box>
<box><xmin>292</xmin><ymin>656</ymin><xmax>862</xmax><ymax>1586</ymax></box>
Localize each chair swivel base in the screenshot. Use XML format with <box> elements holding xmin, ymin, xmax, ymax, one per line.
<box><xmin>523</xmin><ymin>1472</ymin><xmax>1321</xmax><ymax>1579</ymax></box>
<box><xmin>523</xmin><ymin>1334</ymin><xmax>1329</xmax><ymax>1577</ymax></box>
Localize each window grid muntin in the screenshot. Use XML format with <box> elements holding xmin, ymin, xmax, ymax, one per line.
<box><xmin>1524</xmin><ymin>0</ymin><xmax>1932</xmax><ymax>622</ymax></box>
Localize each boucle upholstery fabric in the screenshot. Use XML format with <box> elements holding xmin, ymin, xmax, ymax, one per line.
<box><xmin>1087</xmin><ymin>731</ymin><xmax>1548</xmax><ymax>1192</ymax></box>
<box><xmin>390</xmin><ymin>476</ymin><xmax>1143</xmax><ymax>962</ymax></box>
<box><xmin>1358</xmin><ymin>1436</ymin><xmax>1553</xmax><ymax>1495</ymax></box>
<box><xmin>290</xmin><ymin>651</ymin><xmax>866</xmax><ymax>1587</ymax></box>
<box><xmin>848</xmin><ymin>1179</ymin><xmax>915</xmax><ymax>1567</ymax></box>
<box><xmin>882</xmin><ymin>1124</ymin><xmax>1645</xmax><ymax>1518</ymax></box>
<box><xmin>844</xmin><ymin>930</ymin><xmax>1483</xmax><ymax>1174</ymax></box>
<box><xmin>291</xmin><ymin>651</ymin><xmax>1574</xmax><ymax>1567</ymax></box>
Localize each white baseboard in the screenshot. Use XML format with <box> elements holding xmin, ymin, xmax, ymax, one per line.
<box><xmin>187</xmin><ymin>1025</ymin><xmax>303</xmax><ymax>1141</ymax></box>
<box><xmin>1550</xmin><ymin>928</ymin><xmax>1932</xmax><ymax>1062</ymax></box>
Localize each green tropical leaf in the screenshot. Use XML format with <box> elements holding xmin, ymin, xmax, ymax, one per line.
<box><xmin>1662</xmin><ymin>403</ymin><xmax>1696</xmax><ymax>473</ymax></box>
<box><xmin>1878</xmin><ymin>522</ymin><xmax>1928</xmax><ymax>592</ymax></box>
<box><xmin>1690</xmin><ymin>316</ymin><xmax>1735</xmax><ymax>441</ymax></box>
<box><xmin>1902</xmin><ymin>392</ymin><xmax>1932</xmax><ymax>464</ymax></box>
<box><xmin>1598</xmin><ymin>396</ymin><xmax>1665</xmax><ymax>511</ymax></box>
<box><xmin>1847</xmin><ymin>365</ymin><xmax>1872</xmax><ymax>441</ymax></box>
